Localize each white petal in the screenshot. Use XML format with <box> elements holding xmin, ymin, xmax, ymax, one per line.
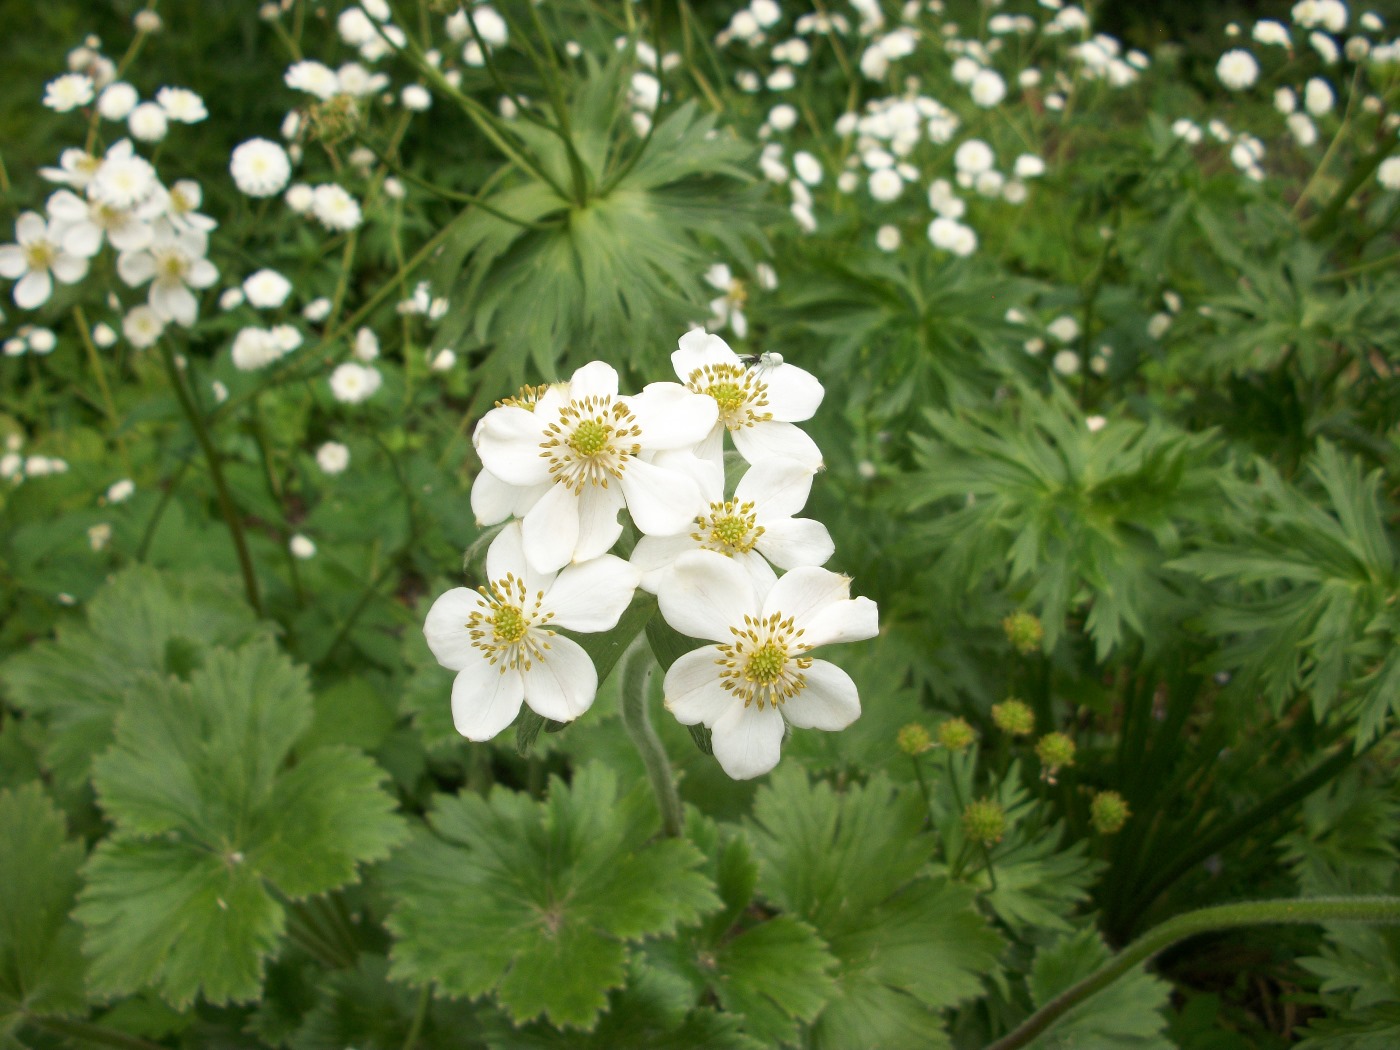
<box><xmin>14</xmin><ymin>270</ymin><xmax>52</xmax><ymax>309</ymax></box>
<box><xmin>738</xmin><ymin>461</ymin><xmax>814</xmax><ymax>520</ymax></box>
<box><xmin>630</xmin><ymin>533</ymin><xmax>696</xmax><ymax>594</ymax></box>
<box><xmin>735</xmin><ymin>549</ymin><xmax>780</xmax><ymax>594</ymax></box>
<box><xmin>711</xmin><ymin>701</ymin><xmax>785</xmax><ymax>780</ymax></box>
<box><xmin>663</xmin><ymin>647</ymin><xmax>733</xmax><ymax>726</ymax></box>
<box><xmin>62</xmin><ymin>222</ymin><xmax>103</xmax><ymax>258</ymax></box>
<box><xmin>520</xmin><ymin>635</ymin><xmax>597</xmax><ymax>722</ymax></box>
<box><xmin>650</xmin><ymin>448</ymin><xmax>724</xmax><ymax>504</ymax></box>
<box><xmin>764</xmin><ymin>566</ymin><xmax>851</xmax><ymax>628</ymax></box>
<box><xmin>451</xmin><ymin>661</ymin><xmax>526</xmax><ymax>741</ymax></box>
<box><xmin>0</xmin><ymin>246</ymin><xmax>25</xmax><ymax>279</ymax></box>
<box><xmin>475</xmin><ymin>406</ymin><xmax>551</xmax><ymax>485</ymax></box>
<box><xmin>784</xmin><ymin>660</ymin><xmax>861</xmax><ymax>730</ymax></box>
<box><xmin>187</xmin><ymin>257</ymin><xmax>219</xmax><ymax>288</ymax></box>
<box><xmin>471</xmin><ymin>468</ymin><xmax>545</xmax><ymax>525</ymax></box>
<box><xmin>152</xmin><ymin>280</ymin><xmax>197</xmax><ymax>326</ymax></box>
<box><xmin>619</xmin><ymin>457</ymin><xmax>704</xmax><ymax>536</ymax></box>
<box><xmin>520</xmin><ymin>481</ymin><xmax>580</xmax><ymax>575</ymax></box>
<box><xmin>764</xmin><ymin>364</ymin><xmax>825</xmax><ymax>422</ymax></box>
<box><xmin>424</xmin><ymin>587</ymin><xmax>491</xmax><ymax>671</ymax></box>
<box><xmin>108</xmin><ymin>219</ymin><xmax>153</xmax><ymax>253</ymax></box>
<box><xmin>117</xmin><ymin>250</ymin><xmax>156</xmax><ymax>287</ymax></box>
<box><xmin>754</xmin><ymin>518</ymin><xmax>834</xmax><ymax>569</ymax></box>
<box><xmin>566</xmin><ymin>359</ymin><xmax>619</xmax><ymax>400</ymax></box>
<box><xmin>628</xmin><ymin>383</ymin><xmax>720</xmax><ymax>450</ymax></box>
<box><xmin>672</xmin><ymin>328</ymin><xmax>739</xmax><ymax>380</ymax></box>
<box><xmin>658</xmin><ymin>549</ymin><xmax>757</xmax><ymax>642</ymax></box>
<box><xmin>15</xmin><ymin>212</ymin><xmax>47</xmax><ymax>245</ymax></box>
<box><xmin>50</xmin><ymin>253</ymin><xmax>88</xmax><ymax>284</ymax></box>
<box><xmin>546</xmin><ymin>554</ymin><xmax>640</xmax><ymax>632</ymax></box>
<box><xmin>800</xmin><ymin>596</ymin><xmax>880</xmax><ymax>648</ymax></box>
<box><xmin>486</xmin><ymin>521</ymin><xmax>555</xmax><ymax>595</ymax></box>
<box><xmin>46</xmin><ymin>190</ymin><xmax>88</xmax><ymax>221</ymax></box>
<box><xmin>573</xmin><ymin>484</ymin><xmax>625</xmax><ymax>562</ymax></box>
<box><xmin>732</xmin><ymin>420</ymin><xmax>823</xmax><ymax>472</ymax></box>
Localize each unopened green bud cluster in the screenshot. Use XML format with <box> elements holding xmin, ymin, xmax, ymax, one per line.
<box><xmin>1002</xmin><ymin>610</ymin><xmax>1045</xmax><ymax>654</ymax></box>
<box><xmin>1090</xmin><ymin>790</ymin><xmax>1130</xmax><ymax>834</ymax></box>
<box><xmin>963</xmin><ymin>799</ymin><xmax>1007</xmax><ymax>845</ymax></box>
<box><xmin>937</xmin><ymin>717</ymin><xmax>976</xmax><ymax>753</ymax></box>
<box><xmin>991</xmin><ymin>698</ymin><xmax>1035</xmax><ymax>736</ymax></box>
<box><xmin>1035</xmin><ymin>732</ymin><xmax>1077</xmax><ymax>775</ymax></box>
<box><xmin>897</xmin><ymin>723</ymin><xmax>934</xmax><ymax>756</ymax></box>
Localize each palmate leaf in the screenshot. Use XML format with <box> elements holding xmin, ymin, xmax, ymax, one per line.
<box><xmin>0</xmin><ymin>784</ymin><xmax>87</xmax><ymax>1040</ymax></box>
<box><xmin>75</xmin><ymin>641</ymin><xmax>407</xmax><ymax>1009</ymax></box>
<box><xmin>748</xmin><ymin>770</ymin><xmax>1002</xmax><ymax>1050</ymax></box>
<box><xmin>0</xmin><ymin>565</ymin><xmax>273</xmax><ymax>790</ymax></box>
<box><xmin>383</xmin><ymin>763</ymin><xmax>719</xmax><ymax>1030</ymax></box>
<box><xmin>1025</xmin><ymin>926</ymin><xmax>1172</xmax><ymax>1049</ymax></box>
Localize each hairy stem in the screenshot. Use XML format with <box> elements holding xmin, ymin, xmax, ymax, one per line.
<box><xmin>618</xmin><ymin>637</ymin><xmax>683</xmax><ymax>837</ymax></box>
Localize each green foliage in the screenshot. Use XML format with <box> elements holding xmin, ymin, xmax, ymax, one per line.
<box><xmin>748</xmin><ymin>769</ymin><xmax>1002</xmax><ymax>1049</ymax></box>
<box><xmin>1174</xmin><ymin>441</ymin><xmax>1400</xmax><ymax>741</ymax></box>
<box><xmin>902</xmin><ymin>386</ymin><xmax>1216</xmax><ymax>657</ymax></box>
<box><xmin>0</xmin><ymin>566</ymin><xmax>274</xmax><ymax>791</ymax></box>
<box><xmin>383</xmin><ymin>763</ymin><xmax>719</xmax><ymax>1030</ymax></box>
<box><xmin>0</xmin><ymin>784</ymin><xmax>87</xmax><ymax>1042</ymax></box>
<box><xmin>76</xmin><ymin>640</ymin><xmax>407</xmax><ymax>1008</ymax></box>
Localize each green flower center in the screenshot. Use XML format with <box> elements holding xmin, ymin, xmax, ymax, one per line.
<box><xmin>745</xmin><ymin>643</ymin><xmax>787</xmax><ymax>685</ymax></box>
<box><xmin>157</xmin><ymin>251</ymin><xmax>189</xmax><ymax>282</ymax></box>
<box><xmin>541</xmin><ymin>395</ymin><xmax>642</xmax><ymax>493</ymax></box>
<box><xmin>493</xmin><ymin>606</ymin><xmax>527</xmax><ymax>643</ymax></box>
<box><xmin>569</xmin><ymin>419</ymin><xmax>609</xmax><ymax>457</ymax></box>
<box><xmin>693</xmin><ymin>500</ymin><xmax>764</xmax><ymax>555</ymax></box>
<box><xmin>708</xmin><ymin>381</ymin><xmax>746</xmax><ymax>414</ymax></box>
<box><xmin>466</xmin><ymin>573</ymin><xmax>554</xmax><ymax>672</ymax></box>
<box><xmin>716</xmin><ymin>612</ymin><xmax>813</xmax><ymax>709</ymax></box>
<box><xmin>685</xmin><ymin>362</ymin><xmax>772</xmax><ymax>431</ymax></box>
<box><xmin>24</xmin><ymin>242</ymin><xmax>56</xmax><ymax>270</ymax></box>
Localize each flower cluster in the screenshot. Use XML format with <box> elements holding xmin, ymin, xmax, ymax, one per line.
<box><xmin>424</xmin><ymin>331</ymin><xmax>879</xmax><ymax>779</ymax></box>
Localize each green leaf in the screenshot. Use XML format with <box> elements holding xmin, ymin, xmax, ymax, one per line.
<box><xmin>748</xmin><ymin>770</ymin><xmax>1002</xmax><ymax>1049</ymax></box>
<box><xmin>1026</xmin><ymin>926</ymin><xmax>1173</xmax><ymax>1049</ymax></box>
<box><xmin>384</xmin><ymin>763</ymin><xmax>719</xmax><ymax>1030</ymax></box>
<box><xmin>0</xmin><ymin>784</ymin><xmax>87</xmax><ymax>1034</ymax></box>
<box><xmin>77</xmin><ymin>641</ymin><xmax>407</xmax><ymax>1008</ymax></box>
<box><xmin>0</xmin><ymin>566</ymin><xmax>273</xmax><ymax>790</ymax></box>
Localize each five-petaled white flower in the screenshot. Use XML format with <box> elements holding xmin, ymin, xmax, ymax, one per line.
<box><xmin>424</xmin><ymin>522</ymin><xmax>641</xmax><ymax>740</ymax></box>
<box><xmin>117</xmin><ymin>224</ymin><xmax>218</xmax><ymax>326</ymax></box>
<box><xmin>0</xmin><ymin>211</ymin><xmax>90</xmax><ymax>309</ymax></box>
<box><xmin>671</xmin><ymin>329</ymin><xmax>825</xmax><ymax>473</ymax></box>
<box><xmin>658</xmin><ymin>549</ymin><xmax>879</xmax><ymax>780</ymax></box>
<box><xmin>631</xmin><ymin>459</ymin><xmax>835</xmax><ymax>594</ymax></box>
<box><xmin>473</xmin><ymin>360</ymin><xmax>719</xmax><ymax>574</ymax></box>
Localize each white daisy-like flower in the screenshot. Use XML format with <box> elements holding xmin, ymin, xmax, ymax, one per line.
<box><xmin>285</xmin><ymin>60</ymin><xmax>341</xmax><ymax>100</ymax></box>
<box><xmin>117</xmin><ymin>224</ymin><xmax>219</xmax><ymax>327</ymax></box>
<box><xmin>423</xmin><ymin>522</ymin><xmax>640</xmax><ymax>741</ymax></box>
<box><xmin>156</xmin><ymin>86</ymin><xmax>207</xmax><ymax>123</ymax></box>
<box><xmin>658</xmin><ymin>549</ymin><xmax>878</xmax><ymax>780</ymax></box>
<box><xmin>671</xmin><ymin>329</ymin><xmax>824</xmax><ymax>474</ymax></box>
<box><xmin>329</xmin><ymin>361</ymin><xmax>382</xmax><ymax>403</ymax></box>
<box><xmin>927</xmin><ymin>216</ymin><xmax>977</xmax><ymax>257</ymax></box>
<box><xmin>632</xmin><ymin>460</ymin><xmax>835</xmax><ymax>595</ymax></box>
<box><xmin>89</xmin><ymin>140</ymin><xmax>160</xmax><ymax>210</ymax></box>
<box><xmin>473</xmin><ymin>361</ymin><xmax>719</xmax><ymax>574</ymax></box>
<box><xmin>230</xmin><ymin>327</ymin><xmax>281</xmax><ymax>371</ymax></box>
<box><xmin>39</xmin><ymin>148</ymin><xmax>101</xmax><ymax>190</ymax></box>
<box><xmin>289</xmin><ymin>534</ymin><xmax>317</xmax><ymax>559</ymax></box>
<box><xmin>316</xmin><ymin>441</ymin><xmax>350</xmax><ymax>474</ymax></box>
<box><xmin>704</xmin><ymin>263</ymin><xmax>750</xmax><ymax>339</ymax></box>
<box><xmin>230</xmin><ymin>138</ymin><xmax>292</xmax><ymax>198</ymax></box>
<box><xmin>243</xmin><ymin>268</ymin><xmax>292</xmax><ymax>308</ymax></box>
<box><xmin>1216</xmin><ymin>49</ymin><xmax>1260</xmax><ymax>90</ymax></box>
<box><xmin>0</xmin><ymin>212</ymin><xmax>90</xmax><ymax>309</ymax></box>
<box><xmin>163</xmin><ymin>179</ymin><xmax>218</xmax><ymax>234</ymax></box>
<box><xmin>127</xmin><ymin>101</ymin><xmax>169</xmax><ymax>142</ymax></box>
<box><xmin>310</xmin><ymin>184</ymin><xmax>363</xmax><ymax>231</ymax></box>
<box><xmin>97</xmin><ymin>82</ymin><xmax>139</xmax><ymax>120</ymax></box>
<box><xmin>969</xmin><ymin>68</ymin><xmax>1007</xmax><ymax>107</ymax></box>
<box><xmin>122</xmin><ymin>304</ymin><xmax>165</xmax><ymax>348</ymax></box>
<box><xmin>44</xmin><ymin>73</ymin><xmax>94</xmax><ymax>112</ymax></box>
<box><xmin>954</xmin><ymin>139</ymin><xmax>995</xmax><ymax>174</ymax></box>
<box><xmin>1377</xmin><ymin>157</ymin><xmax>1400</xmax><ymax>191</ymax></box>
<box><xmin>1047</xmin><ymin>315</ymin><xmax>1081</xmax><ymax>342</ymax></box>
<box><xmin>876</xmin><ymin>224</ymin><xmax>901</xmax><ymax>251</ymax></box>
<box><xmin>106</xmin><ymin>478</ymin><xmax>135</xmax><ymax>503</ymax></box>
<box><xmin>46</xmin><ymin>189</ymin><xmax>154</xmax><ymax>258</ymax></box>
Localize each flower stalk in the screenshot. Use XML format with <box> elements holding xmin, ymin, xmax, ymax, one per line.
<box><xmin>618</xmin><ymin>635</ymin><xmax>684</xmax><ymax>838</ymax></box>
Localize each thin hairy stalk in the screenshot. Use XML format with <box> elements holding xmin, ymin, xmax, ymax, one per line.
<box><xmin>618</xmin><ymin>637</ymin><xmax>684</xmax><ymax>838</ymax></box>
<box><xmin>72</xmin><ymin>306</ymin><xmax>131</xmax><ymax>473</ymax></box>
<box><xmin>985</xmin><ymin>896</ymin><xmax>1400</xmax><ymax>1050</ymax></box>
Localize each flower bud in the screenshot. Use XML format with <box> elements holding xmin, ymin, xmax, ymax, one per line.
<box><xmin>991</xmin><ymin>698</ymin><xmax>1035</xmax><ymax>736</ymax></box>
<box><xmin>936</xmin><ymin>717</ymin><xmax>976</xmax><ymax>753</ymax></box>
<box><xmin>1002</xmin><ymin>610</ymin><xmax>1044</xmax><ymax>654</ymax></box>
<box><xmin>962</xmin><ymin>799</ymin><xmax>1007</xmax><ymax>845</ymax></box>
<box><xmin>896</xmin><ymin>723</ymin><xmax>933</xmax><ymax>756</ymax></box>
<box><xmin>1035</xmin><ymin>732</ymin><xmax>1076</xmax><ymax>780</ymax></box>
<box><xmin>1090</xmin><ymin>790</ymin><xmax>1130</xmax><ymax>834</ymax></box>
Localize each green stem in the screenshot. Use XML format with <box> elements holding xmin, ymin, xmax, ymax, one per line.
<box><xmin>984</xmin><ymin>896</ymin><xmax>1400</xmax><ymax>1050</ymax></box>
<box><xmin>401</xmin><ymin>982</ymin><xmax>431</xmax><ymax>1050</ymax></box>
<box><xmin>158</xmin><ymin>341</ymin><xmax>262</xmax><ymax>616</ymax></box>
<box><xmin>27</xmin><ymin>1015</ymin><xmax>167</xmax><ymax>1050</ymax></box>
<box><xmin>618</xmin><ymin>637</ymin><xmax>683</xmax><ymax>837</ymax></box>
<box><xmin>73</xmin><ymin>306</ymin><xmax>131</xmax><ymax>474</ymax></box>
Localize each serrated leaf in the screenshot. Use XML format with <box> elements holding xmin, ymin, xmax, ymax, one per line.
<box><xmin>78</xmin><ymin>641</ymin><xmax>406</xmax><ymax>1008</ymax></box>
<box><xmin>0</xmin><ymin>784</ymin><xmax>87</xmax><ymax>1033</ymax></box>
<box><xmin>384</xmin><ymin>763</ymin><xmax>719</xmax><ymax>1030</ymax></box>
<box><xmin>0</xmin><ymin>566</ymin><xmax>273</xmax><ymax>789</ymax></box>
<box><xmin>1026</xmin><ymin>926</ymin><xmax>1172</xmax><ymax>1049</ymax></box>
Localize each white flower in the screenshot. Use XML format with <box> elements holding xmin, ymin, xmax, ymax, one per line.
<box><xmin>1378</xmin><ymin>157</ymin><xmax>1400</xmax><ymax>190</ymax></box>
<box><xmin>927</xmin><ymin>217</ymin><xmax>977</xmax><ymax>256</ymax></box>
<box><xmin>954</xmin><ymin>139</ymin><xmax>995</xmax><ymax>174</ymax></box>
<box><xmin>1014</xmin><ymin>153</ymin><xmax>1046</xmax><ymax>178</ymax></box>
<box><xmin>303</xmin><ymin>296</ymin><xmax>331</xmax><ymax>322</ymax></box>
<box><xmin>46</xmin><ymin>188</ymin><xmax>153</xmax><ymax>259</ymax></box>
<box><xmin>92</xmin><ymin>322</ymin><xmax>117</xmax><ymax>347</ymax></box>
<box><xmin>704</xmin><ymin>264</ymin><xmax>750</xmax><ymax>339</ymax></box>
<box><xmin>40</xmin><ymin>148</ymin><xmax>100</xmax><ymax>190</ymax></box>
<box><xmin>0</xmin><ymin>212</ymin><xmax>89</xmax><ymax>309</ymax></box>
<box><xmin>27</xmin><ymin>328</ymin><xmax>55</xmax><ymax>353</ymax></box>
<box><xmin>106</xmin><ymin>478</ymin><xmax>135</xmax><ymax>503</ymax></box>
<box><xmin>402</xmin><ymin>84</ymin><xmax>432</xmax><ymax>111</ymax></box>
<box><xmin>165</xmin><ymin>180</ymin><xmax>217</xmax><ymax>233</ymax></box>
<box><xmin>289</xmin><ymin>534</ymin><xmax>317</xmax><ymax>559</ymax></box>
<box><xmin>876</xmin><ymin>224</ymin><xmax>901</xmax><ymax>251</ymax></box>
<box><xmin>231</xmin><ymin>327</ymin><xmax>281</xmax><ymax>370</ymax></box>
<box><xmin>423</xmin><ymin>523</ymin><xmax>640</xmax><ymax>740</ymax></box>
<box><xmin>1047</xmin><ymin>315</ymin><xmax>1081</xmax><ymax>342</ymax></box>
<box><xmin>285</xmin><ymin>60</ymin><xmax>341</xmax><ymax>100</ymax></box>
<box><xmin>311</xmin><ymin>185</ymin><xmax>363</xmax><ymax>231</ymax></box>
<box><xmin>1254</xmin><ymin>19</ymin><xmax>1293</xmax><ymax>46</ymax></box>
<box><xmin>1216</xmin><ymin>49</ymin><xmax>1260</xmax><ymax>90</ymax></box>
<box><xmin>473</xmin><ymin>360</ymin><xmax>720</xmax><ymax>573</ymax></box>
<box><xmin>868</xmin><ymin>168</ymin><xmax>903</xmax><ymax>202</ymax></box>
<box><xmin>793</xmin><ymin>151</ymin><xmax>823</xmax><ymax>186</ymax></box>
<box><xmin>658</xmin><ymin>549</ymin><xmax>878</xmax><ymax>779</ymax></box>
<box><xmin>97</xmin><ymin>82</ymin><xmax>139</xmax><ymax>120</ymax></box>
<box><xmin>44</xmin><ymin>73</ymin><xmax>94</xmax><ymax>112</ymax></box>
<box><xmin>768</xmin><ymin>104</ymin><xmax>798</xmax><ymax>131</ymax></box>
<box><xmin>117</xmin><ymin>225</ymin><xmax>218</xmax><ymax>326</ymax></box>
<box><xmin>1052</xmin><ymin>349</ymin><xmax>1081</xmax><ymax>375</ymax></box>
<box><xmin>89</xmin><ymin>140</ymin><xmax>159</xmax><ymax>210</ymax></box>
<box><xmin>122</xmin><ymin>305</ymin><xmax>165</xmax><ymax>348</ymax></box>
<box><xmin>671</xmin><ymin>329</ymin><xmax>824</xmax><ymax>474</ymax></box>
<box><xmin>430</xmin><ymin>348</ymin><xmax>457</xmax><ymax>371</ymax></box>
<box><xmin>127</xmin><ymin>102</ymin><xmax>169</xmax><ymax>142</ymax></box>
<box><xmin>243</xmin><ymin>268</ymin><xmax>292</xmax><ymax>308</ymax></box>
<box><xmin>353</xmin><ymin>326</ymin><xmax>380</xmax><ymax>361</ymax></box>
<box><xmin>970</xmin><ymin>68</ymin><xmax>1007</xmax><ymax>107</ymax></box>
<box><xmin>329</xmin><ymin>362</ymin><xmax>382</xmax><ymax>403</ymax></box>
<box><xmin>1288</xmin><ymin>112</ymin><xmax>1319</xmax><ymax>146</ymax></box>
<box><xmin>156</xmin><ymin>86</ymin><xmax>207</xmax><ymax>123</ymax></box>
<box><xmin>316</xmin><ymin>441</ymin><xmax>350</xmax><ymax>474</ymax></box>
<box><xmin>230</xmin><ymin>139</ymin><xmax>291</xmax><ymax>197</ymax></box>
<box><xmin>632</xmin><ymin>460</ymin><xmax>835</xmax><ymax>594</ymax></box>
<box><xmin>1304</xmin><ymin>76</ymin><xmax>1335</xmax><ymax>115</ymax></box>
